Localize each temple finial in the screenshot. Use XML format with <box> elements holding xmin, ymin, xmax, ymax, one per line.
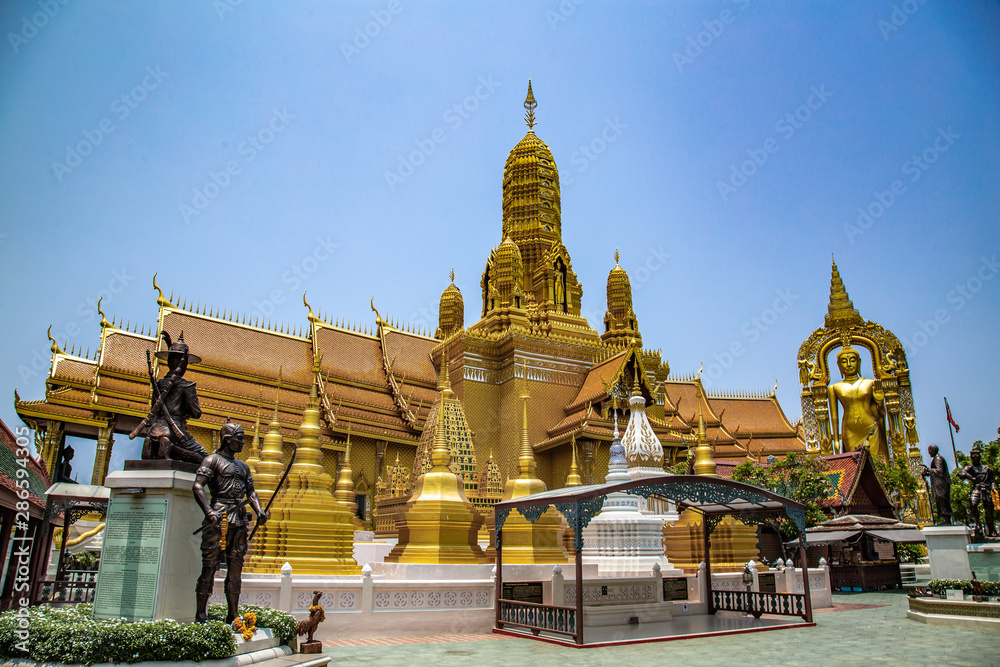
<box><xmin>614</xmin><ymin>248</ymin><xmax>620</xmax><ymax>266</ymax></box>
<box><xmin>524</xmin><ymin>80</ymin><xmax>537</xmax><ymax>129</ymax></box>
<box><xmin>449</xmin><ymin>268</ymin><xmax>455</xmax><ymax>283</ymax></box>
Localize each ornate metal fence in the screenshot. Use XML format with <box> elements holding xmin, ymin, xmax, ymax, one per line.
<box><xmin>711</xmin><ymin>590</ymin><xmax>808</xmax><ymax>619</ymax></box>
<box><xmin>497</xmin><ymin>599</ymin><xmax>577</xmax><ymax>640</ymax></box>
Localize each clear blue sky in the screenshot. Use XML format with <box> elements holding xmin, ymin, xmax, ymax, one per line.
<box><xmin>1</xmin><ymin>1</ymin><xmax>997</xmax><ymax>479</ymax></box>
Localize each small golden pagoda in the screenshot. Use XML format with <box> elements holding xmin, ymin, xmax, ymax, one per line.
<box><xmin>495</xmin><ymin>364</ymin><xmax>569</xmax><ymax>564</ymax></box>
<box><xmin>384</xmin><ymin>353</ymin><xmax>488</xmax><ymax>564</ymax></box>
<box><xmin>247</xmin><ymin>370</ymin><xmax>359</xmax><ymax>574</ymax></box>
<box><xmin>334</xmin><ymin>429</ymin><xmax>365</xmax><ymax>529</ymax></box>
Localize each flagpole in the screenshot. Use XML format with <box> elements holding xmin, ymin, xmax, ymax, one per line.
<box><xmin>945</xmin><ymin>397</ymin><xmax>959</xmax><ymax>468</ymax></box>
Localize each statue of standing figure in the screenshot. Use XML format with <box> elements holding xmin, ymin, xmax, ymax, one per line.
<box><xmin>192</xmin><ymin>421</ymin><xmax>268</xmax><ymax>623</ymax></box>
<box><xmin>921</xmin><ymin>444</ymin><xmax>953</xmax><ymax>525</ymax></box>
<box><xmin>958</xmin><ymin>448</ymin><xmax>997</xmax><ymax>539</ymax></box>
<box><xmin>827</xmin><ymin>345</ymin><xmax>888</xmax><ymax>461</ymax></box>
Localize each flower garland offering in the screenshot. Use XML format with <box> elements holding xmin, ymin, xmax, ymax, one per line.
<box><xmin>232</xmin><ymin>611</ymin><xmax>257</xmax><ymax>641</ymax></box>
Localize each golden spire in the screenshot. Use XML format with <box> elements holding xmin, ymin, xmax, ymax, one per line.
<box><xmin>517</xmin><ymin>360</ymin><xmax>536</xmax><ymax>479</ymax></box>
<box><xmin>334</xmin><ymin>427</ymin><xmax>358</xmax><ymax>515</ymax></box>
<box><xmin>437</xmin><ymin>346</ymin><xmax>454</xmax><ymax>398</ymax></box>
<box><xmin>614</xmin><ymin>248</ymin><xmax>620</xmax><ymax>266</ymax></box>
<box><xmin>825</xmin><ymin>257</ymin><xmax>863</xmax><ymax>329</ymax></box>
<box><xmin>245</xmin><ymin>392</ymin><xmax>263</xmax><ymax>475</ymax></box>
<box><xmin>450</xmin><ymin>268</ymin><xmax>455</xmax><ymax>283</ymax></box>
<box><xmin>692</xmin><ymin>383</ymin><xmax>718</xmax><ymax>477</ymax></box>
<box><xmin>524</xmin><ymin>79</ymin><xmax>537</xmax><ymax>129</ymax></box>
<box><xmin>565</xmin><ymin>434</ymin><xmax>582</xmax><ymax>487</ymax></box>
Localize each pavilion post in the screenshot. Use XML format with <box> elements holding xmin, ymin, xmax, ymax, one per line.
<box><xmin>703</xmin><ymin>513</ymin><xmax>714</xmax><ymax>615</ymax></box>
<box><xmin>53</xmin><ymin>505</ymin><xmax>72</xmax><ymax>588</ymax></box>
<box><xmin>495</xmin><ymin>524</ymin><xmax>503</xmax><ymax>629</ymax></box>
<box><xmin>798</xmin><ymin>532</ymin><xmax>813</xmax><ymax>622</ymax></box>
<box><xmin>575</xmin><ymin>512</ymin><xmax>584</xmax><ymax>645</ymax></box>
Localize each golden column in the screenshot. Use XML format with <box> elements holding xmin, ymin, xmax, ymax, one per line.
<box><xmin>91</xmin><ymin>417</ymin><xmax>116</xmax><ymax>486</ymax></box>
<box><xmin>496</xmin><ymin>364</ymin><xmax>569</xmax><ymax>564</ymax></box>
<box><xmin>247</xmin><ymin>376</ymin><xmax>359</xmax><ymax>574</ymax></box>
<box><xmin>385</xmin><ymin>354</ymin><xmax>488</xmax><ymax>564</ymax></box>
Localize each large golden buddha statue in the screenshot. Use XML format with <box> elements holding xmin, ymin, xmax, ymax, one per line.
<box><xmin>827</xmin><ymin>346</ymin><xmax>887</xmax><ymax>459</ymax></box>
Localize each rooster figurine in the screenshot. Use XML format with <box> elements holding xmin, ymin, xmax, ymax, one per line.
<box><xmin>296</xmin><ymin>591</ymin><xmax>326</xmax><ymax>653</ymax></box>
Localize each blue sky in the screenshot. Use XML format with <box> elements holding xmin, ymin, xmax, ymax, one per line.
<box><xmin>1</xmin><ymin>1</ymin><xmax>997</xmax><ymax>479</ymax></box>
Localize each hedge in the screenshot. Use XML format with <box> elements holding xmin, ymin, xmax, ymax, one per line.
<box><xmin>0</xmin><ymin>603</ymin><xmax>295</xmax><ymax>666</ymax></box>
<box><xmin>927</xmin><ymin>578</ymin><xmax>1000</xmax><ymax>595</ymax></box>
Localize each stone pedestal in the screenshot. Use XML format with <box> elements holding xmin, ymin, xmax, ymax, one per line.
<box><xmin>967</xmin><ymin>541</ymin><xmax>1000</xmax><ymax>581</ymax></box>
<box><xmin>923</xmin><ymin>524</ymin><xmax>973</xmax><ymax>581</ymax></box>
<box><xmin>93</xmin><ymin>461</ymin><xmax>202</xmax><ymax>622</ymax></box>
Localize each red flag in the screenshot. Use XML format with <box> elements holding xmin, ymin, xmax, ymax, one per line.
<box><xmin>945</xmin><ymin>398</ymin><xmax>960</xmax><ymax>432</ymax></box>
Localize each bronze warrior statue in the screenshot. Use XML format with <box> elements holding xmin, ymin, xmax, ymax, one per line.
<box><xmin>921</xmin><ymin>444</ymin><xmax>953</xmax><ymax>525</ymax></box>
<box><xmin>132</xmin><ymin>331</ymin><xmax>208</xmax><ymax>464</ymax></box>
<box><xmin>193</xmin><ymin>421</ymin><xmax>268</xmax><ymax>623</ymax></box>
<box><xmin>958</xmin><ymin>448</ymin><xmax>997</xmax><ymax>539</ymax></box>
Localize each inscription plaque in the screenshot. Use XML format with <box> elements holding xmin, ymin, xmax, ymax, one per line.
<box><xmin>758</xmin><ymin>572</ymin><xmax>777</xmax><ymax>593</ymax></box>
<box><xmin>93</xmin><ymin>497</ymin><xmax>167</xmax><ymax>621</ymax></box>
<box><xmin>662</xmin><ymin>577</ymin><xmax>688</xmax><ymax>601</ymax></box>
<box><xmin>502</xmin><ymin>581</ymin><xmax>543</xmax><ymax>604</ymax></box>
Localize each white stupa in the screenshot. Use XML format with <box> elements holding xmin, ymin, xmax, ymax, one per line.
<box><xmin>621</xmin><ymin>369</ymin><xmax>679</xmax><ymax>522</ymax></box>
<box><xmin>581</xmin><ymin>413</ymin><xmax>681</xmax><ymax>576</ymax></box>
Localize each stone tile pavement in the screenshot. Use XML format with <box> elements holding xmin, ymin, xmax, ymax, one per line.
<box><xmin>321</xmin><ymin>591</ymin><xmax>1000</xmax><ymax>666</ymax></box>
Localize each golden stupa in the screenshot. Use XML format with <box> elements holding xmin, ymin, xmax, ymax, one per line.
<box><xmin>384</xmin><ymin>352</ymin><xmax>488</xmax><ymax>564</ymax></box>
<box><xmin>247</xmin><ymin>367</ymin><xmax>359</xmax><ymax>574</ymax></box>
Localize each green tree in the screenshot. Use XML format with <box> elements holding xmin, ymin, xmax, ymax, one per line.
<box><xmin>731</xmin><ymin>453</ymin><xmax>835</xmax><ymax>540</ymax></box>
<box><xmin>872</xmin><ymin>455</ymin><xmax>919</xmax><ymax>511</ymax></box>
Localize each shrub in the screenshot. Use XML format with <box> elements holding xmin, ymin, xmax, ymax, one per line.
<box><xmin>0</xmin><ymin>604</ymin><xmax>234</xmax><ymax>665</ymax></box>
<box><xmin>927</xmin><ymin>579</ymin><xmax>1000</xmax><ymax>595</ymax></box>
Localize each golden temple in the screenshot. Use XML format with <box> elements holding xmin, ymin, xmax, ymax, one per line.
<box><xmin>15</xmin><ymin>83</ymin><xmax>811</xmax><ymax>566</ymax></box>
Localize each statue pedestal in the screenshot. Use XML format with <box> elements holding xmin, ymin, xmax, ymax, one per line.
<box><xmin>923</xmin><ymin>524</ymin><xmax>973</xmax><ymax>581</ymax></box>
<box><xmin>93</xmin><ymin>461</ymin><xmax>202</xmax><ymax>623</ymax></box>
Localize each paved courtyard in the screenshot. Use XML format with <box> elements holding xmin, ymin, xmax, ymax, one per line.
<box><xmin>322</xmin><ymin>591</ymin><xmax>1000</xmax><ymax>666</ymax></box>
